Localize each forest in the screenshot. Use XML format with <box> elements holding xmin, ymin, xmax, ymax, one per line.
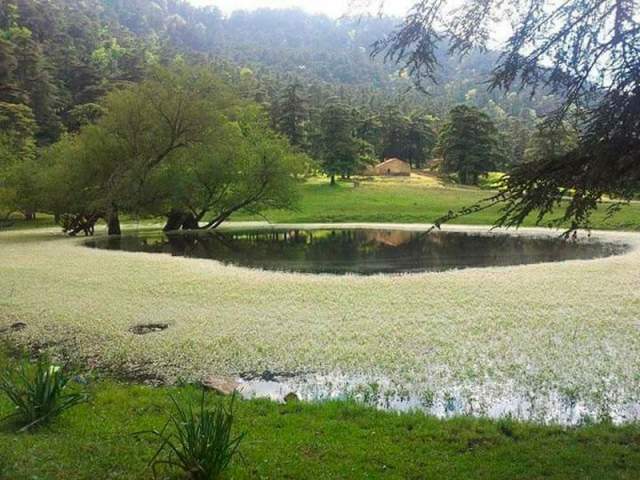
<box><xmin>0</xmin><ymin>0</ymin><xmax>578</xmax><ymax>233</ymax></box>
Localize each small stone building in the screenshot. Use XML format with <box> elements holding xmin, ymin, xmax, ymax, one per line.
<box><xmin>364</xmin><ymin>158</ymin><xmax>412</xmax><ymax>176</ymax></box>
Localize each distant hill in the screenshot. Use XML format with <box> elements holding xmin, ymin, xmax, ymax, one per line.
<box><xmin>0</xmin><ymin>0</ymin><xmax>558</xmax><ymax>143</ymax></box>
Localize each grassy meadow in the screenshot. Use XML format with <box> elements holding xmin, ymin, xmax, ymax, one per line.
<box><xmin>236</xmin><ymin>175</ymin><xmax>640</xmax><ymax>231</ymax></box>
<box><xmin>6</xmin><ymin>175</ymin><xmax>640</xmax><ymax>231</ymax></box>
<box><xmin>1</xmin><ymin>224</ymin><xmax>640</xmax><ymax>421</ymax></box>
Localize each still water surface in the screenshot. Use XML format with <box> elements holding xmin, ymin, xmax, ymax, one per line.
<box><xmin>85</xmin><ymin>228</ymin><xmax>627</xmax><ymax>275</ymax></box>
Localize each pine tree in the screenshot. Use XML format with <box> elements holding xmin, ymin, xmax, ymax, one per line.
<box><xmin>380</xmin><ymin>106</ymin><xmax>408</xmax><ymax>161</ymax></box>
<box><xmin>379</xmin><ymin>106</ymin><xmax>436</xmax><ymax>168</ymax></box>
<box><xmin>317</xmin><ymin>102</ymin><xmax>361</xmax><ymax>185</ymax></box>
<box><xmin>404</xmin><ymin>112</ymin><xmax>436</xmax><ymax>168</ymax></box>
<box><xmin>275</xmin><ymin>81</ymin><xmax>308</xmax><ymax>149</ymax></box>
<box><xmin>435</xmin><ymin>105</ymin><xmax>503</xmax><ymax>185</ymax></box>
<box><xmin>0</xmin><ymin>37</ymin><xmax>18</xmax><ymax>102</ymax></box>
<box><xmin>525</xmin><ymin>122</ymin><xmax>579</xmax><ymax>163</ymax></box>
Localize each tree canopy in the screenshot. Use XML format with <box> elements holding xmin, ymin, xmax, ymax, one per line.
<box><xmin>374</xmin><ymin>0</ymin><xmax>640</xmax><ymax>231</ymax></box>
<box><xmin>2</xmin><ymin>0</ymin><xmax>635</xmax><ymax>232</ymax></box>
<box><xmin>40</xmin><ymin>63</ymin><xmax>305</xmax><ymax>234</ymax></box>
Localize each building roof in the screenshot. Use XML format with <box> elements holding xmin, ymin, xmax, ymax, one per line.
<box><xmin>376</xmin><ymin>158</ymin><xmax>409</xmax><ymax>168</ymax></box>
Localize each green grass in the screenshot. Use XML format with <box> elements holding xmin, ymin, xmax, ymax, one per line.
<box><xmin>1</xmin><ymin>349</ymin><xmax>640</xmax><ymax>480</ymax></box>
<box><xmin>234</xmin><ymin>176</ymin><xmax>640</xmax><ymax>231</ymax></box>
<box><xmin>0</xmin><ymin>213</ymin><xmax>56</xmax><ymax>231</ymax></box>
<box><xmin>2</xmin><ymin>223</ymin><xmax>640</xmax><ymax>425</ymax></box>
<box><xmin>4</xmin><ymin>176</ymin><xmax>640</xmax><ymax>231</ymax></box>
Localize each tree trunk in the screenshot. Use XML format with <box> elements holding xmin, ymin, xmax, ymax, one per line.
<box><xmin>164</xmin><ymin>210</ymin><xmax>184</xmax><ymax>232</ymax></box>
<box><xmin>107</xmin><ymin>205</ymin><xmax>121</xmax><ymax>236</ymax></box>
<box><xmin>24</xmin><ymin>211</ymin><xmax>35</xmax><ymax>221</ymax></box>
<box><xmin>181</xmin><ymin>212</ymin><xmax>199</xmax><ymax>230</ymax></box>
<box><xmin>330</xmin><ymin>175</ymin><xmax>336</xmax><ymax>186</ymax></box>
<box><xmin>460</xmin><ymin>171</ymin><xmax>477</xmax><ymax>186</ymax></box>
<box><xmin>164</xmin><ymin>209</ymin><xmax>199</xmax><ymax>231</ymax></box>
<box><xmin>54</xmin><ymin>212</ymin><xmax>61</xmax><ymax>224</ymax></box>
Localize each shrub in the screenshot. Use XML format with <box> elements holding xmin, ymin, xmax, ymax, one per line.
<box><xmin>0</xmin><ymin>356</ymin><xmax>87</xmax><ymax>432</ymax></box>
<box><xmin>149</xmin><ymin>391</ymin><xmax>245</xmax><ymax>480</ymax></box>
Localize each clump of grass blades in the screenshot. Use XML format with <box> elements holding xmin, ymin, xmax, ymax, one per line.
<box><xmin>149</xmin><ymin>391</ymin><xmax>245</xmax><ymax>480</ymax></box>
<box><xmin>0</xmin><ymin>356</ymin><xmax>87</xmax><ymax>432</ymax></box>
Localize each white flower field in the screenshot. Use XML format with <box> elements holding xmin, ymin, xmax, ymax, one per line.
<box><xmin>2</xmin><ymin>224</ymin><xmax>639</xmax><ymax>424</ymax></box>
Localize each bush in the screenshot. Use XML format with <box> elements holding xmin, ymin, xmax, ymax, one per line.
<box><xmin>149</xmin><ymin>391</ymin><xmax>245</xmax><ymax>480</ymax></box>
<box><xmin>0</xmin><ymin>356</ymin><xmax>87</xmax><ymax>432</ymax></box>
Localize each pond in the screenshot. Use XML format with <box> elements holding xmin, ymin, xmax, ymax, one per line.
<box><xmin>85</xmin><ymin>228</ymin><xmax>628</xmax><ymax>275</ymax></box>
<box><xmin>234</xmin><ymin>371</ymin><xmax>640</xmax><ymax>425</ymax></box>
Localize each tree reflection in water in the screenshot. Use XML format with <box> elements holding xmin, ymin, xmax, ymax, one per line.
<box><xmin>93</xmin><ymin>229</ymin><xmax>628</xmax><ymax>275</ymax></box>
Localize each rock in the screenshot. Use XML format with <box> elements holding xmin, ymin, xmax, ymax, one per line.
<box><xmin>73</xmin><ymin>374</ymin><xmax>89</xmax><ymax>385</ymax></box>
<box><xmin>202</xmin><ymin>375</ymin><xmax>239</xmax><ymax>395</ymax></box>
<box><xmin>0</xmin><ymin>322</ymin><xmax>27</xmax><ymax>334</ymax></box>
<box><xmin>129</xmin><ymin>323</ymin><xmax>168</xmax><ymax>335</ymax></box>
<box><xmin>284</xmin><ymin>392</ymin><xmax>299</xmax><ymax>403</ymax></box>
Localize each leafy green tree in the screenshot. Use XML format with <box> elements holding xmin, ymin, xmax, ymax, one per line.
<box><xmin>435</xmin><ymin>105</ymin><xmax>503</xmax><ymax>185</ymax></box>
<box><xmin>0</xmin><ymin>37</ymin><xmax>19</xmax><ymax>102</ymax></box>
<box><xmin>65</xmin><ymin>103</ymin><xmax>106</xmax><ymax>132</ymax></box>
<box><xmin>0</xmin><ymin>101</ymin><xmax>37</xmax><ymax>219</ymax></box>
<box><xmin>525</xmin><ymin>122</ymin><xmax>579</xmax><ymax>163</ymax></box>
<box><xmin>41</xmin><ymin>62</ymin><xmax>304</xmax><ymax>234</ymax></box>
<box><xmin>158</xmin><ymin>107</ymin><xmax>306</xmax><ymax>230</ymax></box>
<box><xmin>39</xmin><ymin>125</ymin><xmax>124</xmax><ymax>235</ymax></box>
<box><xmin>378</xmin><ymin>107</ymin><xmax>436</xmax><ymax>168</ymax></box>
<box><xmin>2</xmin><ymin>19</ymin><xmax>62</xmax><ymax>143</ymax></box>
<box><xmin>404</xmin><ymin>113</ymin><xmax>437</xmax><ymax>168</ymax></box>
<box><xmin>41</xmin><ymin>63</ymin><xmax>235</xmax><ymax>235</ymax></box>
<box><xmin>355</xmin><ymin>109</ymin><xmax>383</xmax><ymax>155</ymax></box>
<box><xmin>380</xmin><ymin>106</ymin><xmax>408</xmax><ymax>161</ymax></box>
<box><xmin>504</xmin><ymin>117</ymin><xmax>533</xmax><ymax>167</ymax></box>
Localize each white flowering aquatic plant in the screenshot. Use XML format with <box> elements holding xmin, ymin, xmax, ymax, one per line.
<box><xmin>1</xmin><ymin>224</ymin><xmax>639</xmax><ymax>424</ymax></box>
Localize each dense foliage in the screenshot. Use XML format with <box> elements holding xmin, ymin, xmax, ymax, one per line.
<box><xmin>436</xmin><ymin>106</ymin><xmax>503</xmax><ymax>185</ymax></box>
<box><xmin>315</xmin><ymin>102</ymin><xmax>367</xmax><ymax>184</ymax></box>
<box><xmin>375</xmin><ymin>0</ymin><xmax>640</xmax><ymax>231</ymax></box>
<box><xmin>39</xmin><ymin>63</ymin><xmax>306</xmax><ymax>233</ymax></box>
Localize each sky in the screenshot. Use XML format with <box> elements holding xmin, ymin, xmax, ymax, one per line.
<box><xmin>187</xmin><ymin>0</ymin><xmax>416</xmax><ymax>18</ymax></box>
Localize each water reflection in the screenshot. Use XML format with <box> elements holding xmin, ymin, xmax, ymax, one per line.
<box><xmin>236</xmin><ymin>372</ymin><xmax>640</xmax><ymax>426</ymax></box>
<box><xmin>86</xmin><ymin>228</ymin><xmax>627</xmax><ymax>275</ymax></box>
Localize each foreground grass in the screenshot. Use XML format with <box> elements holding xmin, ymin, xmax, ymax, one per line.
<box><xmin>2</xmin><ymin>178</ymin><xmax>640</xmax><ymax>477</ymax></box>
<box><xmin>1</xmin><ymin>354</ymin><xmax>640</xmax><ymax>480</ymax></box>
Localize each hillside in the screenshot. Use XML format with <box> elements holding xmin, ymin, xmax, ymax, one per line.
<box><xmin>0</xmin><ymin>0</ymin><xmax>557</xmax><ymax>146</ymax></box>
